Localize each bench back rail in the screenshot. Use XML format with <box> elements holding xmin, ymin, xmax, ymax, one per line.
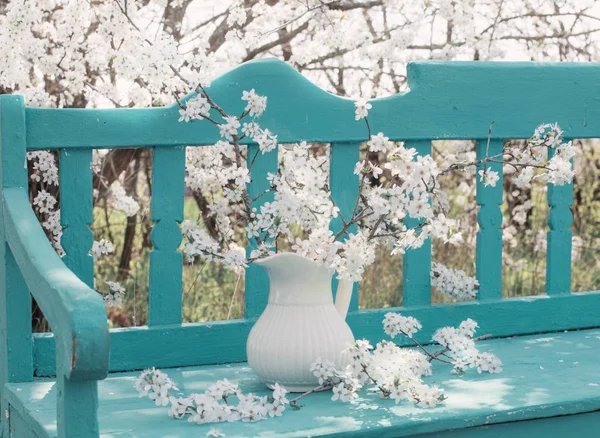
<box><xmin>1</xmin><ymin>60</ymin><xmax>599</xmax><ymax>381</ymax></box>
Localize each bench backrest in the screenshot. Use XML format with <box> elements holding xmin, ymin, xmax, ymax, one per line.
<box><xmin>8</xmin><ymin>59</ymin><xmax>600</xmax><ymax>376</ymax></box>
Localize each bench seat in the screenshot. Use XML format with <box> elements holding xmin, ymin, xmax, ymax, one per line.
<box><xmin>6</xmin><ymin>329</ymin><xmax>600</xmax><ymax>438</ymax></box>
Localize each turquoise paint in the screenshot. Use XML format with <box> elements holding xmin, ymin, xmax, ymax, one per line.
<box><xmin>30</xmin><ymin>291</ymin><xmax>600</xmax><ymax>377</ymax></box>
<box><xmin>2</xmin><ymin>60</ymin><xmax>600</xmax><ymax>436</ymax></box>
<box><xmin>149</xmin><ymin>146</ymin><xmax>186</xmax><ymax>326</ymax></box>
<box><xmin>3</xmin><ymin>189</ymin><xmax>108</xmax><ymax>437</ymax></box>
<box><xmin>9</xmin><ymin>405</ymin><xmax>47</xmax><ymax>438</ymax></box>
<box><xmin>546</xmin><ymin>145</ymin><xmax>574</xmax><ymax>295</ymax></box>
<box><xmin>8</xmin><ymin>329</ymin><xmax>600</xmax><ymax>437</ymax></box>
<box><xmin>402</xmin><ymin>140</ymin><xmax>433</xmax><ymax>306</ymax></box>
<box><xmin>0</xmin><ymin>95</ymin><xmax>34</xmax><ymax>437</ymax></box>
<box><xmin>60</xmin><ymin>149</ymin><xmax>94</xmax><ymax>288</ymax></box>
<box><xmin>416</xmin><ymin>411</ymin><xmax>600</xmax><ymax>438</ymax></box>
<box><xmin>244</xmin><ymin>145</ymin><xmax>277</xmax><ymax>319</ymax></box>
<box><xmin>329</xmin><ymin>142</ymin><xmax>360</xmax><ymax>312</ymax></box>
<box><xmin>24</xmin><ymin>61</ymin><xmax>600</xmax><ymax>152</ymax></box>
<box><xmin>55</xmin><ymin>348</ymin><xmax>100</xmax><ymax>436</ymax></box>
<box><xmin>475</xmin><ymin>139</ymin><xmax>503</xmax><ymax>300</ymax></box>
<box><xmin>3</xmin><ymin>189</ymin><xmax>109</xmax><ymax>381</ymax></box>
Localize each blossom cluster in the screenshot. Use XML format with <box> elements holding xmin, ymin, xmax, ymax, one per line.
<box><xmin>137</xmin><ymin>314</ymin><xmax>501</xmax><ymax>426</ymax></box>
<box><xmin>430</xmin><ymin>262</ymin><xmax>480</xmax><ymax>301</ymax></box>
<box><xmin>135</xmin><ymin>368</ymin><xmax>289</xmax><ymax>424</ymax></box>
<box><xmin>384</xmin><ymin>313</ymin><xmax>502</xmax><ymax>375</ymax></box>
<box><xmin>513</xmin><ymin>123</ymin><xmax>575</xmax><ymax>187</ymax></box>
<box><xmin>311</xmin><ymin>340</ymin><xmax>444</xmax><ymax>408</ymax></box>
<box><xmin>178</xmin><ymin>95</ymin><xmax>210</xmax><ymax>122</ymax></box>
<box><xmin>475</xmin><ymin>123</ymin><xmax>575</xmax><ymax>190</ymax></box>
<box><xmin>90</xmin><ymin>239</ymin><xmax>114</xmax><ymax>262</ymax></box>
<box><xmin>111</xmin><ymin>184</ymin><xmax>140</xmax><ymax>217</ymax></box>
<box><xmin>241</xmin><ymin>89</ymin><xmax>267</xmax><ymax>117</ymax></box>
<box><xmin>28</xmin><ymin>151</ymin><xmax>58</xmax><ymax>186</ymax></box>
<box><xmin>104</xmin><ymin>281</ymin><xmax>126</xmax><ymax>307</ymax></box>
<box><xmin>177</xmin><ymin>88</ymin><xmax>577</xmax><ymax>293</ymax></box>
<box><xmin>432</xmin><ymin>319</ymin><xmax>503</xmax><ymax>374</ymax></box>
<box><xmin>41</xmin><ymin>209</ymin><xmax>63</xmax><ymax>256</ymax></box>
<box><xmin>383</xmin><ymin>312</ymin><xmax>422</xmax><ymax>338</ymax></box>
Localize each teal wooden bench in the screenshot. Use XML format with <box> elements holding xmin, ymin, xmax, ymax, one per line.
<box><xmin>1</xmin><ymin>59</ymin><xmax>600</xmax><ymax>438</ymax></box>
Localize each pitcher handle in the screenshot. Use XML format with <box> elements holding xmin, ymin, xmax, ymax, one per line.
<box><xmin>334</xmin><ymin>278</ymin><xmax>354</xmax><ymax>320</ymax></box>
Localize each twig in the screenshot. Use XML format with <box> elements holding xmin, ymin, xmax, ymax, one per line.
<box><xmin>227</xmin><ymin>272</ymin><xmax>242</xmax><ymax>320</ymax></box>
<box><xmin>288</xmin><ymin>383</ymin><xmax>332</xmax><ymax>409</ymax></box>
<box><xmin>428</xmin><ymin>334</ymin><xmax>493</xmax><ymax>362</ymax></box>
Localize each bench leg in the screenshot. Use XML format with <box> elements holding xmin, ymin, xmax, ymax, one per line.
<box><xmin>0</xmin><ymin>241</ymin><xmax>33</xmax><ymax>438</ymax></box>
<box><xmin>57</xmin><ymin>376</ymin><xmax>100</xmax><ymax>438</ymax></box>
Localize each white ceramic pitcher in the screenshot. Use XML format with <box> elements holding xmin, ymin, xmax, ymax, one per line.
<box><xmin>246</xmin><ymin>252</ymin><xmax>355</xmax><ymax>392</ymax></box>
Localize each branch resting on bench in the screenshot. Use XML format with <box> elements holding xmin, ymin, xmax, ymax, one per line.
<box><xmin>3</xmin><ymin>188</ymin><xmax>109</xmax><ymax>382</ymax></box>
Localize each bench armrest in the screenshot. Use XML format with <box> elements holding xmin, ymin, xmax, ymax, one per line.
<box><xmin>3</xmin><ymin>188</ymin><xmax>109</xmax><ymax>381</ymax></box>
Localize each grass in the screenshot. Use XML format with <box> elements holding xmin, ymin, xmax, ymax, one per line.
<box><xmin>35</xmin><ymin>140</ymin><xmax>600</xmax><ymax>331</ymax></box>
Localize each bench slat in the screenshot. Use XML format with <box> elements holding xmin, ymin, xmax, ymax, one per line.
<box><xmin>402</xmin><ymin>140</ymin><xmax>432</xmax><ymax>307</ymax></box>
<box><xmin>330</xmin><ymin>142</ymin><xmax>360</xmax><ymax>312</ymax></box>
<box><xmin>245</xmin><ymin>145</ymin><xmax>278</xmax><ymax>319</ymax></box>
<box><xmin>149</xmin><ymin>146</ymin><xmax>186</xmax><ymax>326</ymax></box>
<box><xmin>60</xmin><ymin>149</ymin><xmax>94</xmax><ymax>288</ymax></box>
<box><xmin>31</xmin><ymin>290</ymin><xmax>600</xmax><ymax>376</ymax></box>
<box><xmin>17</xmin><ymin>329</ymin><xmax>600</xmax><ymax>438</ymax></box>
<box><xmin>24</xmin><ymin>61</ymin><xmax>600</xmax><ymax>151</ymax></box>
<box><xmin>546</xmin><ymin>143</ymin><xmax>574</xmax><ymax>295</ymax></box>
<box><xmin>475</xmin><ymin>139</ymin><xmax>504</xmax><ymax>300</ymax></box>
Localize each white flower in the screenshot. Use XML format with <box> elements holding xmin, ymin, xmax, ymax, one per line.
<box><xmin>514</xmin><ymin>166</ymin><xmax>534</xmax><ymax>187</ymax></box>
<box><xmin>267</xmin><ymin>401</ymin><xmax>285</xmax><ymax>417</ymax></box>
<box><xmin>241</xmin><ymin>89</ymin><xmax>267</xmax><ymax>117</ymax></box>
<box><xmin>219</xmin><ymin>116</ymin><xmax>240</xmax><ymax>140</ymax></box>
<box><xmin>242</xmin><ymin>122</ymin><xmax>259</xmax><ymax>137</ymax></box>
<box><xmin>474</xmin><ymin>352</ymin><xmax>503</xmax><ymax>374</ymax></box>
<box><xmin>390</xmin><ymin>385</ymin><xmax>408</xmax><ymax>403</ymax></box>
<box><xmin>90</xmin><ymin>239</ymin><xmax>113</xmax><ymax>261</ymax></box>
<box><xmin>227</xmin><ymin>4</ymin><xmax>246</xmax><ymax>26</ymax></box>
<box><xmin>222</xmin><ymin>247</ymin><xmax>247</xmax><ymax>273</ymax></box>
<box><xmin>354</xmin><ymin>99</ymin><xmax>372</xmax><ymax>120</ymax></box>
<box><xmin>430</xmin><ymin>262</ymin><xmax>479</xmax><ymax>300</ymax></box>
<box><xmin>311</xmin><ymin>358</ymin><xmax>336</xmax><ymax>384</ymax></box>
<box><xmin>178</xmin><ymin>95</ymin><xmax>211</xmax><ymax>122</ymax></box>
<box><xmin>354</xmin><ymin>160</ymin><xmax>366</xmax><ymax>175</ymax></box>
<box><xmin>148</xmin><ymin>385</ymin><xmax>171</xmax><ymax>406</ymax></box>
<box><xmin>32</xmin><ymin>190</ymin><xmax>57</xmax><ymax>214</ymax></box>
<box><xmin>254</xmin><ymin>128</ymin><xmax>278</xmax><ymax>153</ymax></box>
<box><xmin>415</xmin><ymin>385</ymin><xmax>444</xmax><ymax>408</ymax></box>
<box><xmin>271</xmin><ymin>383</ymin><xmax>289</xmax><ymax>404</ymax></box>
<box><xmin>371</xmin><ymin>163</ymin><xmax>383</xmax><ymax>179</ymax></box>
<box><xmin>383</xmin><ymin>312</ymin><xmax>422</xmax><ymax>338</ymax></box>
<box><xmin>546</xmin><ymin>154</ymin><xmax>574</xmax><ymax>185</ymax></box>
<box><xmin>106</xmin><ymin>281</ymin><xmax>125</xmax><ymax>294</ymax></box>
<box><xmin>104</xmin><ymin>281</ymin><xmax>125</xmax><ymax>308</ymax></box>
<box><xmin>331</xmin><ymin>383</ymin><xmax>347</xmax><ymax>401</ymax></box>
<box><xmin>168</xmin><ymin>396</ymin><xmax>193</xmax><ymax>419</ymax></box>
<box><xmin>29</xmin><ymin>151</ymin><xmax>58</xmax><ymax>185</ymax></box>
<box><xmin>458</xmin><ymin>319</ymin><xmax>478</xmax><ymax>337</ymax></box>
<box><xmin>367</xmin><ymin>133</ymin><xmax>393</xmax><ymax>153</ymax></box>
<box><xmin>478</xmin><ymin>168</ymin><xmax>500</xmax><ymax>187</ymax></box>
<box><xmin>111</xmin><ymin>184</ymin><xmax>140</xmax><ymax>217</ymax></box>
